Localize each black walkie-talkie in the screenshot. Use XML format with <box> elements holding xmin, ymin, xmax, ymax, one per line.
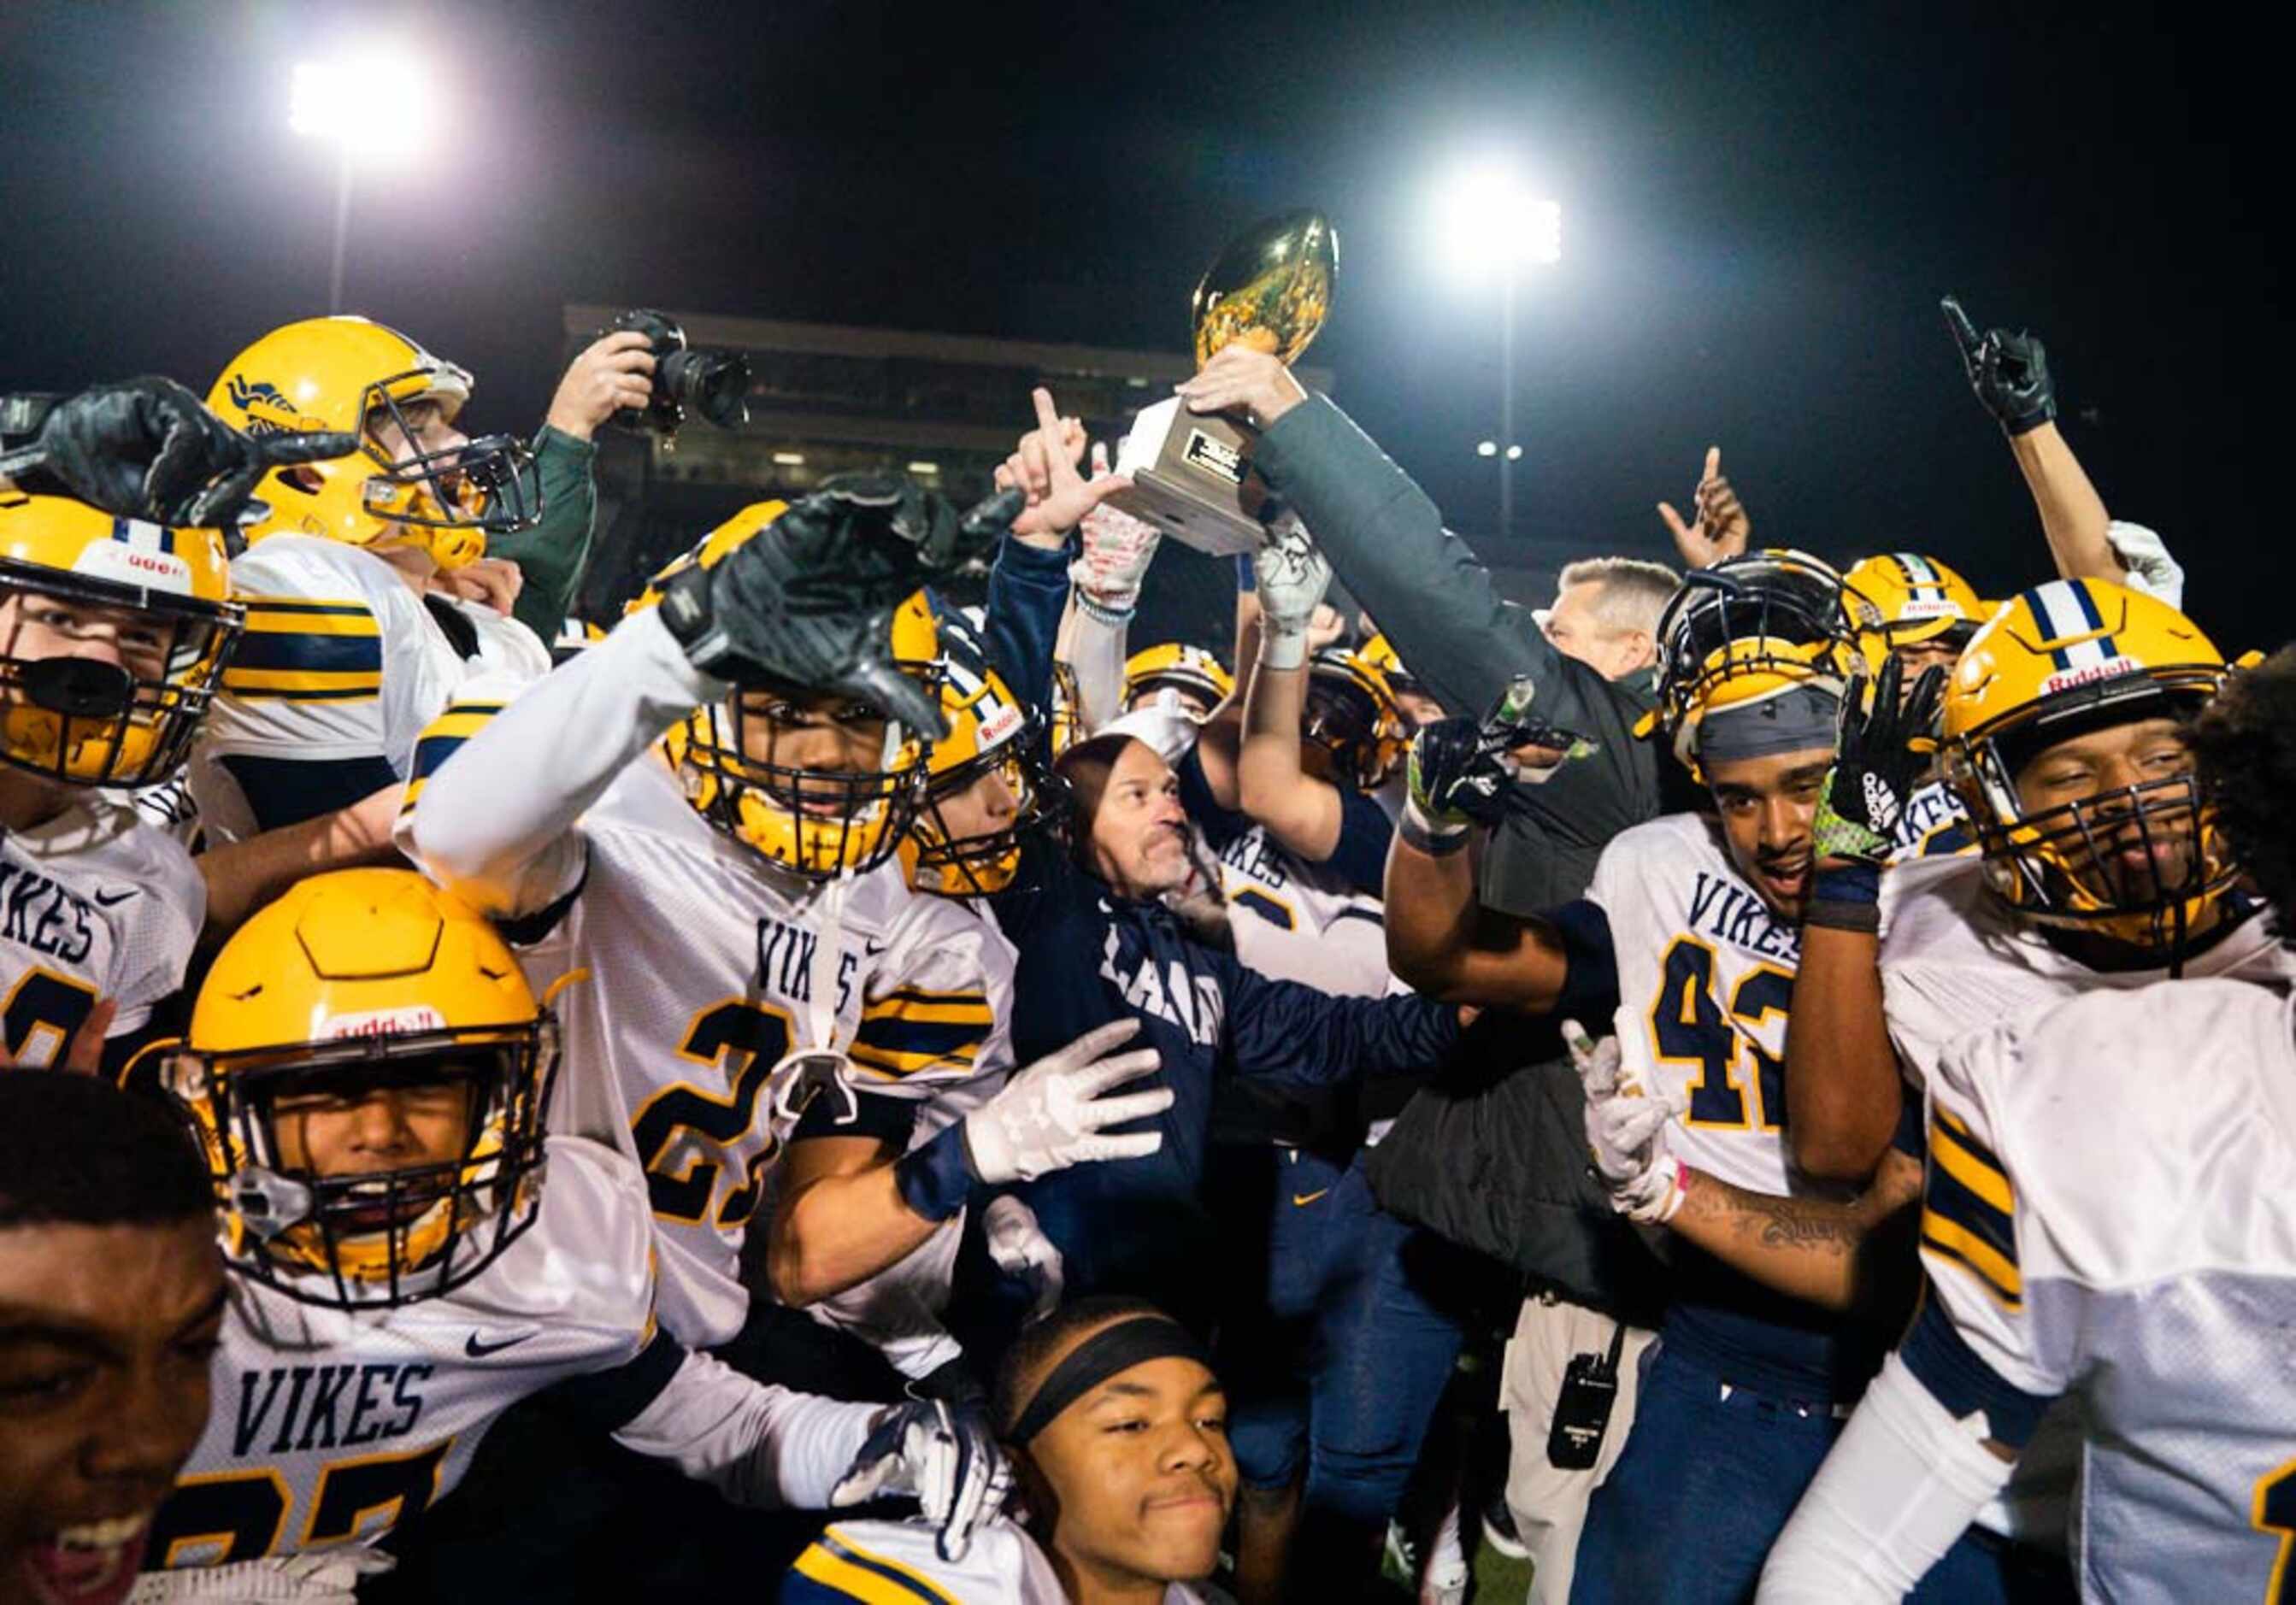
<box><xmin>1545</xmin><ymin>1320</ymin><xmax>1629</xmax><ymax>1470</ymax></box>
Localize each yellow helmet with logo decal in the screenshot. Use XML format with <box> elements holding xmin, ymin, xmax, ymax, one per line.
<box><xmin>206</xmin><ymin>315</ymin><xmax>539</xmax><ymax>571</ymax></box>
<box><xmin>1942</xmin><ymin>578</ymin><xmax>2234</xmax><ymax>949</ymax></box>
<box><xmin>0</xmin><ymin>493</ymin><xmax>243</xmax><ymax>787</ymax></box>
<box><xmin>163</xmin><ymin>868</ymin><xmax>556</xmax><ymax>1309</ymax></box>
<box><xmin>1123</xmin><ymin>642</ymin><xmax>1233</xmax><ymax>719</ymax></box>
<box><xmin>635</xmin><ymin>502</ymin><xmax>938</xmax><ymax>879</ymax></box>
<box><xmin>1651</xmin><ymin>550</ymin><xmax>1861</xmax><ymax>771</ymax></box>
<box><xmin>1843</xmin><ymin>551</ymin><xmax>1989</xmax><ymax>673</ymax></box>
<box><xmin>903</xmin><ymin>616</ymin><xmax>1057</xmax><ymax>896</ymax></box>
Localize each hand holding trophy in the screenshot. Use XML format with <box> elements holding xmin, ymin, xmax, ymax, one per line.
<box><xmin>1110</xmin><ymin>210</ymin><xmax>1336</xmax><ymax>555</ymax></box>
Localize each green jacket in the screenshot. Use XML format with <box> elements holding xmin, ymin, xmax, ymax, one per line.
<box><xmin>486</xmin><ymin>425</ymin><xmax>598</xmax><ymax>644</ymax></box>
<box><xmin>1256</xmin><ymin>396</ymin><xmax>1663</xmax><ymax>916</ymax></box>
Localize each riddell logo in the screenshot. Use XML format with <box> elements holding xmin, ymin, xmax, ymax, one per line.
<box><xmin>320</xmin><ymin>1006</ymin><xmax>447</xmax><ymax>1041</ymax></box>
<box><xmin>2039</xmin><ymin>656</ymin><xmax>2137</xmax><ymax>697</ymax></box>
<box><xmin>121</xmin><ymin>552</ymin><xmax>174</xmax><ymax>575</ymax></box>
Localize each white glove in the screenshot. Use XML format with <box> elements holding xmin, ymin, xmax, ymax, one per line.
<box><xmin>832</xmin><ymin>1397</ymin><xmax>1013</xmax><ymax>1563</ymax></box>
<box><xmin>1564</xmin><ymin>1019</ymin><xmax>1691</xmax><ymax>1225</ymax></box>
<box><xmin>1071</xmin><ymin>443</ymin><xmax>1163</xmax><ymax>615</ymax></box>
<box><xmin>128</xmin><ymin>1549</ymin><xmax>396</xmax><ymax>1602</ymax></box>
<box><xmin>983</xmin><ymin>1194</ymin><xmax>1067</xmax><ymax>1323</ymax></box>
<box><xmin>963</xmin><ymin>1018</ymin><xmax>1173</xmax><ymax>1185</ymax></box>
<box><xmin>2104</xmin><ymin>520</ymin><xmax>2186</xmax><ymax>611</ymax></box>
<box><xmin>1253</xmin><ymin>516</ymin><xmax>1332</xmax><ymax>670</ymax></box>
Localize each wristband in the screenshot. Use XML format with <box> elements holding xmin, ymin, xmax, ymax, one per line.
<box><xmin>1072</xmin><ymin>590</ymin><xmax>1135</xmax><ymax>630</ymax></box>
<box><xmin>1653</xmin><ymin>1157</ymin><xmax>1690</xmax><ymax>1225</ymax></box>
<box><xmin>1813</xmin><ymin>863</ymin><xmax>1881</xmax><ymax>904</ymax></box>
<box><xmin>1258</xmin><ymin>626</ymin><xmax>1308</xmax><ymax>671</ymax></box>
<box><xmin>1398</xmin><ymin>797</ymin><xmax>1469</xmax><ymax>857</ymax></box>
<box><xmin>892</xmin><ymin>1122</ymin><xmax>978</xmax><ymax>1223</ymax></box>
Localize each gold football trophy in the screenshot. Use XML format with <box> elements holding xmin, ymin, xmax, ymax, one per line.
<box><xmin>1108</xmin><ymin>211</ymin><xmax>1336</xmax><ymax>556</ymax></box>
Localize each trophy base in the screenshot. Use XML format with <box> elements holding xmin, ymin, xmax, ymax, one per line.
<box><xmin>1106</xmin><ymin>396</ymin><xmax>1269</xmax><ymax>556</ymax></box>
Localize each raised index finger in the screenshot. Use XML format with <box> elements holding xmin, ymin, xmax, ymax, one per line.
<box><xmin>1940</xmin><ymin>296</ymin><xmax>1982</xmax><ymax>358</ymax></box>
<box><xmin>1029</xmin><ymin>385</ymin><xmax>1062</xmax><ymax>438</ymax></box>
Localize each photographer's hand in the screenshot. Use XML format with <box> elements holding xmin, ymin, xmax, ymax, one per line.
<box><xmin>546</xmin><ymin>331</ymin><xmax>657</xmax><ymax>441</ymax></box>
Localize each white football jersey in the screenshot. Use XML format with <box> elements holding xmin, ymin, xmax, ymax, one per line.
<box><xmin>142</xmin><ymin>1138</ymin><xmax>655</xmax><ymax>1573</ymax></box>
<box><xmin>1881</xmin><ymin>854</ymin><xmax>2296</xmax><ymax>1094</ymax></box>
<box><xmin>138</xmin><ymin>1138</ymin><xmax>874</xmax><ymax>1596</ymax></box>
<box><xmin>485</xmin><ymin>755</ymin><xmax>1012</xmax><ymax>1349</ymax></box>
<box><xmin>801</xmin><ymin>893</ymin><xmax>1017</xmax><ymax>1381</ymax></box>
<box><xmin>189</xmin><ymin>535</ymin><xmax>548</xmax><ymax>843</ymax></box>
<box><xmin>0</xmin><ymin>793</ymin><xmax>202</xmax><ymax>1055</ymax></box>
<box><xmin>1592</xmin><ymin>814</ymin><xmax>1805</xmax><ymax>1197</ymax></box>
<box><xmin>1215</xmin><ymin>822</ymin><xmax>1392</xmax><ymax>998</ymax></box>
<box><xmin>787</xmin><ymin>1518</ymin><xmax>1222</xmax><ymax>1605</ymax></box>
<box><xmin>1887</xmin><ymin>778</ymin><xmax>1973</xmax><ymax>863</ymax></box>
<box><xmin>1921</xmin><ymin>980</ymin><xmax>2296</xmax><ymax>1601</ymax></box>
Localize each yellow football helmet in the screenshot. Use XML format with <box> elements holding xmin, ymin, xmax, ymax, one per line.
<box><xmin>904</xmin><ymin>618</ymin><xmax>1057</xmax><ymax>897</ymax></box>
<box><xmin>1651</xmin><ymin>550</ymin><xmax>1861</xmax><ymax>769</ymax></box>
<box><xmin>1943</xmin><ymin>578</ymin><xmax>2234</xmax><ymax>949</ymax></box>
<box><xmin>1123</xmin><ymin>642</ymin><xmax>1233</xmax><ymax>717</ymax></box>
<box><xmin>1047</xmin><ymin>659</ymin><xmax>1085</xmax><ymax>755</ymax></box>
<box><xmin>0</xmin><ymin>494</ymin><xmax>243</xmax><ymax>787</ymax></box>
<box><xmin>207</xmin><ymin>316</ymin><xmax>539</xmax><ymax>571</ymax></box>
<box><xmin>635</xmin><ymin>503</ymin><xmax>937</xmax><ymax>879</ymax></box>
<box><xmin>1844</xmin><ymin>552</ymin><xmax>1988</xmax><ymax>667</ymax></box>
<box><xmin>162</xmin><ymin>869</ymin><xmax>556</xmax><ymax>1310</ymax></box>
<box><xmin>1359</xmin><ymin>632</ymin><xmax>1415</xmax><ymax>694</ymax></box>
<box><xmin>1304</xmin><ymin>644</ymin><xmax>1408</xmax><ymax>790</ymax></box>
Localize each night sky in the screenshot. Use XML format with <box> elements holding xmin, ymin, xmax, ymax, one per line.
<box><xmin>3</xmin><ymin>1</ymin><xmax>2284</xmax><ymax>648</ymax></box>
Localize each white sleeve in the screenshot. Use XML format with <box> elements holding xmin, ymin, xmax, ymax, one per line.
<box><xmin>852</xmin><ymin>901</ymin><xmax>1012</xmax><ymax>1095</ymax></box>
<box><xmin>1757</xmin><ymin>1351</ymin><xmax>2016</xmax><ymax>1603</ymax></box>
<box><xmin>403</xmin><ymin>608</ymin><xmax>723</xmax><ymax>919</ymax></box>
<box><xmin>1056</xmin><ymin>590</ymin><xmax>1128</xmax><ymax>735</ymax></box>
<box><xmin>610</xmin><ymin>1349</ymin><xmax>875</xmax><ymax>1509</ymax></box>
<box><xmin>2103</xmin><ymin>520</ymin><xmax>2185</xmax><ymax>612</ymax></box>
<box><xmin>109</xmin><ymin>838</ymin><xmax>204</xmax><ymax>1037</ymax></box>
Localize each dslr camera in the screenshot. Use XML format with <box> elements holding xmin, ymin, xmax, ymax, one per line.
<box><xmin>600</xmin><ymin>309</ymin><xmax>751</xmax><ymax>440</ymax></box>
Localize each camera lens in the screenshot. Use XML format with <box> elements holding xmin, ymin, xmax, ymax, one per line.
<box><xmin>662</xmin><ymin>350</ymin><xmax>751</xmax><ymax>429</ymax></box>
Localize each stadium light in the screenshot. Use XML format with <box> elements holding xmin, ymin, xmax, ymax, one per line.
<box><xmin>1430</xmin><ymin>157</ymin><xmax>1563</xmax><ymax>539</ymax></box>
<box><xmin>1476</xmin><ymin>440</ymin><xmax>1498</xmax><ymax>457</ymax></box>
<box><xmin>289</xmin><ymin>46</ymin><xmax>437</xmax><ymax>313</ymax></box>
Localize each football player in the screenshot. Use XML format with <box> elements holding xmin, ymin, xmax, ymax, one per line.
<box><xmin>771</xmin><ymin>613</ymin><xmax>1093</xmax><ymax>1393</ymax></box>
<box><xmin>188</xmin><ymin>317</ymin><xmax>554</xmax><ymax>932</ymax></box>
<box><xmin>0</xmin><ymin>491</ymin><xmax>242</xmax><ymax>1074</ymax></box>
<box><xmin>1122</xmin><ymin>644</ymin><xmax>1233</xmax><ymax>723</ymax></box>
<box><xmin>1840</xmin><ymin>551</ymin><xmax>1987</xmax><ymax>861</ymax></box>
<box><xmin>132</xmin><ymin>870</ymin><xmax>1001</xmax><ymax>1602</ymax></box>
<box><xmin>787</xmin><ymin>1296</ymin><xmax>1234</xmax><ymax>1604</ymax></box>
<box><xmin>0</xmin><ymin>1073</ymin><xmax>223</xmax><ymax>1605</ymax></box>
<box><xmin>403</xmin><ymin>483</ymin><xmax>1166</xmax><ymax>1359</ymax></box>
<box><xmin>1759</xmin><ymin>644</ymin><xmax>2296</xmax><ymax>1601</ymax></box>
<box><xmin>1383</xmin><ymin>552</ymin><xmax>2008</xmax><ymax>1602</ymax></box>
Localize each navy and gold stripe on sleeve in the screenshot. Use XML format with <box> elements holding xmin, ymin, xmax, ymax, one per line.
<box><xmin>1921</xmin><ymin>1106</ymin><xmax>2022</xmax><ymax>1311</ymax></box>
<box><xmin>398</xmin><ymin>703</ymin><xmax>506</xmax><ymax>816</ymax></box>
<box><xmin>222</xmin><ymin>597</ymin><xmax>383</xmax><ymax>702</ymax></box>
<box><xmin>849</xmin><ymin>988</ymin><xmax>993</xmax><ymax>1080</ymax></box>
<box><xmin>786</xmin><ymin>1529</ymin><xmax>962</xmax><ymax>1603</ymax></box>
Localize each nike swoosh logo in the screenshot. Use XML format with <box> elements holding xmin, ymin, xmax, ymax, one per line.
<box><xmin>1292</xmin><ymin>1189</ymin><xmax>1330</xmax><ymax>1208</ymax></box>
<box><xmin>93</xmin><ymin>887</ymin><xmax>138</xmax><ymax>908</ymax></box>
<box><xmin>464</xmin><ymin>1330</ymin><xmax>537</xmax><ymax>1358</ymax></box>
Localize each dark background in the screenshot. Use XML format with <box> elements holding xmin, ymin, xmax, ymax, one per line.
<box><xmin>2</xmin><ymin>1</ymin><xmax>2283</xmax><ymax>647</ymax></box>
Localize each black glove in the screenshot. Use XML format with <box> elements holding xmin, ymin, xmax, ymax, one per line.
<box><xmin>1941</xmin><ymin>296</ymin><xmax>2057</xmax><ymax>436</ymax></box>
<box><xmin>1407</xmin><ymin>716</ymin><xmax>1520</xmax><ymax>831</ymax></box>
<box><xmin>657</xmin><ymin>472</ymin><xmax>1023</xmax><ymax>738</ymax></box>
<box><xmin>1811</xmin><ymin>652</ymin><xmax>1948</xmax><ymax>866</ymax></box>
<box><xmin>0</xmin><ymin>377</ymin><xmax>358</xmax><ymax>530</ymax></box>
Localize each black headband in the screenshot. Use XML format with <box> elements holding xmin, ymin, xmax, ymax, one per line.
<box><xmin>1008</xmin><ymin>1316</ymin><xmax>1216</xmax><ymax>1445</ymax></box>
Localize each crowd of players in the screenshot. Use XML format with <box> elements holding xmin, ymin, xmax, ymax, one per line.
<box><xmin>0</xmin><ymin>290</ymin><xmax>2287</xmax><ymax>1605</ymax></box>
